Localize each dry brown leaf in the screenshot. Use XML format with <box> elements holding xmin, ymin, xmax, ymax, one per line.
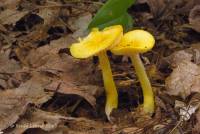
<box><xmin>186</xmin><ymin>43</ymin><xmax>200</xmax><ymax>65</ymax></box>
<box><xmin>193</xmin><ymin>110</ymin><xmax>200</xmax><ymax>133</ymax></box>
<box><xmin>165</xmin><ymin>51</ymin><xmax>200</xmax><ymax>98</ymax></box>
<box><xmin>191</xmin><ymin>94</ymin><xmax>200</xmax><ymax>133</ymax></box>
<box><xmin>136</xmin><ymin>0</ymin><xmax>183</xmax><ymax>18</ymax></box>
<box><xmin>40</xmin><ymin>54</ymin><xmax>102</xmax><ymax>106</ymax></box>
<box><xmin>0</xmin><ymin>51</ymin><xmax>21</xmax><ymax>74</ymax></box>
<box><xmin>67</xmin><ymin>12</ymin><xmax>92</xmax><ymax>38</ymax></box>
<box><xmin>0</xmin><ymin>24</ymin><xmax>7</xmax><ymax>32</ymax></box>
<box><xmin>37</xmin><ymin>54</ymin><xmax>101</xmax><ymax>85</ymax></box>
<box><xmin>64</xmin><ymin>117</ymin><xmax>106</xmax><ymax>134</ymax></box>
<box><xmin>0</xmin><ymin>72</ymin><xmax>53</xmax><ymax>131</ymax></box>
<box><xmin>137</xmin><ymin>0</ymin><xmax>166</xmax><ymax>17</ymax></box>
<box><xmin>46</xmin><ymin>81</ymin><xmax>102</xmax><ymax>107</ymax></box>
<box><xmin>10</xmin><ymin>108</ymin><xmax>67</xmax><ymax>134</ymax></box>
<box><xmin>0</xmin><ymin>0</ymin><xmax>21</xmax><ymax>9</ymax></box>
<box><xmin>137</xmin><ymin>0</ymin><xmax>199</xmax><ymax>19</ymax></box>
<box><xmin>178</xmin><ymin>0</ymin><xmax>200</xmax><ymax>14</ymax></box>
<box><xmin>0</xmin><ymin>9</ymin><xmax>28</xmax><ymax>25</ymax></box>
<box><xmin>25</xmin><ymin>36</ymin><xmax>102</xmax><ymax>106</ymax></box>
<box><xmin>189</xmin><ymin>5</ymin><xmax>200</xmax><ymax>32</ymax></box>
<box><xmin>15</xmin><ymin>72</ymin><xmax>53</xmax><ymax>105</ymax></box>
<box><xmin>37</xmin><ymin>50</ymin><xmax>102</xmax><ymax>106</ymax></box>
<box><xmin>19</xmin><ymin>117</ymin><xmax>108</xmax><ymax>134</ymax></box>
<box><xmin>37</xmin><ymin>6</ymin><xmax>60</xmax><ymax>26</ymax></box>
<box><xmin>0</xmin><ymin>89</ymin><xmax>29</xmax><ymax>131</ymax></box>
<box><xmin>25</xmin><ymin>35</ymin><xmax>75</xmax><ymax>68</ymax></box>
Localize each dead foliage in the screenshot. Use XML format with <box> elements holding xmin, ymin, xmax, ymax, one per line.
<box><xmin>0</xmin><ymin>0</ymin><xmax>200</xmax><ymax>133</ymax></box>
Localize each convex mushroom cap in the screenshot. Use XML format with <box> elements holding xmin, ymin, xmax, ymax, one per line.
<box><xmin>70</xmin><ymin>25</ymin><xmax>123</xmax><ymax>58</ymax></box>
<box><xmin>111</xmin><ymin>30</ymin><xmax>155</xmax><ymax>55</ymax></box>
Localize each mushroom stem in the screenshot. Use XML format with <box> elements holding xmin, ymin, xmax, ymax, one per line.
<box><xmin>130</xmin><ymin>53</ymin><xmax>154</xmax><ymax>114</ymax></box>
<box><xmin>98</xmin><ymin>51</ymin><xmax>118</xmax><ymax>119</ymax></box>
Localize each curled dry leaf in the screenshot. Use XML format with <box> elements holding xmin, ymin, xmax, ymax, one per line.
<box><xmin>189</xmin><ymin>5</ymin><xmax>200</xmax><ymax>32</ymax></box>
<box><xmin>165</xmin><ymin>51</ymin><xmax>200</xmax><ymax>99</ymax></box>
<box><xmin>26</xmin><ymin>36</ymin><xmax>102</xmax><ymax>106</ymax></box>
<box><xmin>40</xmin><ymin>53</ymin><xmax>102</xmax><ymax>106</ymax></box>
<box><xmin>46</xmin><ymin>81</ymin><xmax>102</xmax><ymax>107</ymax></box>
<box><xmin>41</xmin><ymin>54</ymin><xmax>102</xmax><ymax>107</ymax></box>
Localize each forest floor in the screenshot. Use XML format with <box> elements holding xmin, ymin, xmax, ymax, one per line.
<box><xmin>0</xmin><ymin>0</ymin><xmax>200</xmax><ymax>134</ymax></box>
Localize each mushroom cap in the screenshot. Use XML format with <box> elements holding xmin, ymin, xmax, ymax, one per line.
<box><xmin>111</xmin><ymin>30</ymin><xmax>155</xmax><ymax>55</ymax></box>
<box><xmin>70</xmin><ymin>25</ymin><xmax>123</xmax><ymax>58</ymax></box>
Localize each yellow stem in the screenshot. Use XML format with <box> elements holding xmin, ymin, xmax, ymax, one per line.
<box><xmin>130</xmin><ymin>53</ymin><xmax>154</xmax><ymax>114</ymax></box>
<box><xmin>98</xmin><ymin>51</ymin><xmax>118</xmax><ymax>119</ymax></box>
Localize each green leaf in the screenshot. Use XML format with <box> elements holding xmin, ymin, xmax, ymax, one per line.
<box><xmin>88</xmin><ymin>0</ymin><xmax>135</xmax><ymax>31</ymax></box>
<box><xmin>95</xmin><ymin>13</ymin><xmax>133</xmax><ymax>32</ymax></box>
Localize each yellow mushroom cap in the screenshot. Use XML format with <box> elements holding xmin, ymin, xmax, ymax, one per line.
<box><xmin>111</xmin><ymin>30</ymin><xmax>155</xmax><ymax>56</ymax></box>
<box><xmin>70</xmin><ymin>25</ymin><xmax>123</xmax><ymax>58</ymax></box>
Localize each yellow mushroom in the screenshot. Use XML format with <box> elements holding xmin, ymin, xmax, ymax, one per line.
<box><xmin>70</xmin><ymin>25</ymin><xmax>123</xmax><ymax>119</ymax></box>
<box><xmin>111</xmin><ymin>30</ymin><xmax>155</xmax><ymax>114</ymax></box>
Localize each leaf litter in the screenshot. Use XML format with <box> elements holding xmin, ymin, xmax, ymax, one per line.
<box><xmin>165</xmin><ymin>50</ymin><xmax>200</xmax><ymax>99</ymax></box>
<box><xmin>0</xmin><ymin>0</ymin><xmax>200</xmax><ymax>133</ymax></box>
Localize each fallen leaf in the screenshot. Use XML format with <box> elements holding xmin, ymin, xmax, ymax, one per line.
<box><xmin>178</xmin><ymin>0</ymin><xmax>200</xmax><ymax>14</ymax></box>
<box><xmin>15</xmin><ymin>72</ymin><xmax>53</xmax><ymax>105</ymax></box>
<box><xmin>175</xmin><ymin>100</ymin><xmax>198</xmax><ymax>121</ymax></box>
<box><xmin>12</xmin><ymin>112</ymin><xmax>113</xmax><ymax>134</ymax></box>
<box><xmin>0</xmin><ymin>51</ymin><xmax>21</xmax><ymax>74</ymax></box>
<box><xmin>186</xmin><ymin>43</ymin><xmax>200</xmax><ymax>65</ymax></box>
<box><xmin>0</xmin><ymin>72</ymin><xmax>53</xmax><ymax>131</ymax></box>
<box><xmin>193</xmin><ymin>110</ymin><xmax>200</xmax><ymax>133</ymax></box>
<box><xmin>63</xmin><ymin>117</ymin><xmax>106</xmax><ymax>134</ymax></box>
<box><xmin>0</xmin><ymin>89</ymin><xmax>29</xmax><ymax>131</ymax></box>
<box><xmin>168</xmin><ymin>50</ymin><xmax>193</xmax><ymax>66</ymax></box>
<box><xmin>37</xmin><ymin>54</ymin><xmax>101</xmax><ymax>85</ymax></box>
<box><xmin>0</xmin><ymin>24</ymin><xmax>7</xmax><ymax>32</ymax></box>
<box><xmin>165</xmin><ymin>51</ymin><xmax>200</xmax><ymax>99</ymax></box>
<box><xmin>0</xmin><ymin>0</ymin><xmax>21</xmax><ymax>9</ymax></box>
<box><xmin>46</xmin><ymin>81</ymin><xmax>103</xmax><ymax>107</ymax></box>
<box><xmin>25</xmin><ymin>36</ymin><xmax>102</xmax><ymax>106</ymax></box>
<box><xmin>10</xmin><ymin>107</ymin><xmax>67</xmax><ymax>133</ymax></box>
<box><xmin>191</xmin><ymin>93</ymin><xmax>200</xmax><ymax>133</ymax></box>
<box><xmin>25</xmin><ymin>35</ymin><xmax>75</xmax><ymax>68</ymax></box>
<box><xmin>137</xmin><ymin>0</ymin><xmax>166</xmax><ymax>17</ymax></box>
<box><xmin>0</xmin><ymin>9</ymin><xmax>28</xmax><ymax>25</ymax></box>
<box><xmin>67</xmin><ymin>12</ymin><xmax>92</xmax><ymax>38</ymax></box>
<box><xmin>189</xmin><ymin>5</ymin><xmax>200</xmax><ymax>32</ymax></box>
<box><xmin>37</xmin><ymin>5</ymin><xmax>60</xmax><ymax>26</ymax></box>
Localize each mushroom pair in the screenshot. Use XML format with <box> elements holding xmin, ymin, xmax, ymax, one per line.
<box><xmin>70</xmin><ymin>25</ymin><xmax>155</xmax><ymax>119</ymax></box>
